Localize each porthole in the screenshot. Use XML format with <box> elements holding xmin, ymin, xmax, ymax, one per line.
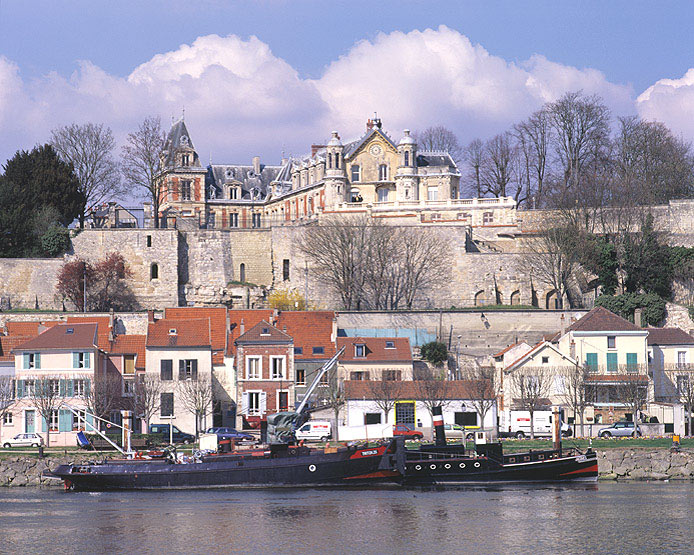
<box><xmin>415</xmin><ymin>465</ymin><xmax>422</xmax><ymax>471</ymax></box>
<box><xmin>474</xmin><ymin>462</ymin><xmax>481</xmax><ymax>468</ymax></box>
<box><xmin>444</xmin><ymin>464</ymin><xmax>451</xmax><ymax>469</ymax></box>
<box><xmin>429</xmin><ymin>464</ymin><xmax>437</xmax><ymax>470</ymax></box>
<box><xmin>308</xmin><ymin>465</ymin><xmax>316</xmax><ymax>472</ymax></box>
<box><xmin>459</xmin><ymin>463</ymin><xmax>466</xmax><ymax>469</ymax></box>
<box><xmin>509</xmin><ymin>457</ymin><xmax>516</xmax><ymax>463</ymax></box>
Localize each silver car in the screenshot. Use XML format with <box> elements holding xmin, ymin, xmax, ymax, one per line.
<box><xmin>598</xmin><ymin>421</ymin><xmax>641</xmax><ymax>438</ymax></box>
<box><xmin>3</xmin><ymin>433</ymin><xmax>44</xmax><ymax>448</ymax></box>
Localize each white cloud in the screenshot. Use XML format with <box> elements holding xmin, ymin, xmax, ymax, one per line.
<box><xmin>636</xmin><ymin>69</ymin><xmax>694</xmax><ymax>138</ymax></box>
<box><xmin>0</xmin><ymin>27</ymin><xmax>636</xmax><ymax>170</ymax></box>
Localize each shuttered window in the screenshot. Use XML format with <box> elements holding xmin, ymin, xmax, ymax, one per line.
<box><xmin>161</xmin><ymin>393</ymin><xmax>174</xmax><ymax>417</ymax></box>
<box><xmin>607</xmin><ymin>353</ymin><xmax>618</xmax><ymax>373</ymax></box>
<box><xmin>585</xmin><ymin>353</ymin><xmax>598</xmax><ymax>371</ymax></box>
<box><xmin>160</xmin><ymin>360</ymin><xmax>173</xmax><ymax>381</ymax></box>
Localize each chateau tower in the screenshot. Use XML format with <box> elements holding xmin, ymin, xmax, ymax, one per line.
<box><xmin>324</xmin><ymin>131</ymin><xmax>347</xmax><ymax>207</ymax></box>
<box><xmin>396</xmin><ymin>129</ymin><xmax>418</xmax><ymax>201</ymax></box>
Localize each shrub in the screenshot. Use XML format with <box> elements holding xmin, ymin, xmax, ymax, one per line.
<box><xmin>40</xmin><ymin>225</ymin><xmax>70</xmax><ymax>257</ymax></box>
<box><xmin>420</xmin><ymin>341</ymin><xmax>448</xmax><ymax>366</ymax></box>
<box><xmin>595</xmin><ymin>293</ymin><xmax>666</xmax><ymax>326</ymax></box>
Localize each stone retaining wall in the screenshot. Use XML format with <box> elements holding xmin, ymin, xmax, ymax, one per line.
<box><xmin>0</xmin><ymin>454</ymin><xmax>101</xmax><ymax>487</ymax></box>
<box><xmin>597</xmin><ymin>448</ymin><xmax>694</xmax><ymax>480</ymax></box>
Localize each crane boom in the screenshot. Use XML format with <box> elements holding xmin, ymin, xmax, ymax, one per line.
<box><xmin>295</xmin><ymin>346</ymin><xmax>345</xmax><ymax>414</ymax></box>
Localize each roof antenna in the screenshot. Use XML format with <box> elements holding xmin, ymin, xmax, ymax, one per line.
<box><xmin>182</xmin><ymin>106</ymin><xmax>185</xmax><ymax>121</ymax></box>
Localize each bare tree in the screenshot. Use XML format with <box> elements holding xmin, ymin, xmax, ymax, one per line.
<box><xmin>132</xmin><ymin>375</ymin><xmax>162</xmax><ymax>434</ymax></box>
<box><xmin>480</xmin><ymin>133</ymin><xmax>516</xmax><ymax>198</ymax></box>
<box><xmin>462</xmin><ymin>138</ymin><xmax>485</xmax><ymax>197</ymax></box>
<box><xmin>177</xmin><ymin>376</ymin><xmax>214</xmax><ymax>436</ymax></box>
<box><xmin>121</xmin><ymin>116</ymin><xmax>166</xmax><ymax>228</ymax></box>
<box><xmin>416</xmin><ymin>368</ymin><xmax>451</xmax><ymax>419</ymax></box>
<box><xmin>26</xmin><ymin>377</ymin><xmax>64</xmax><ymax>447</ymax></box>
<box><xmin>317</xmin><ymin>372</ymin><xmax>345</xmax><ymax>441</ymax></box>
<box><xmin>664</xmin><ymin>369</ymin><xmax>694</xmax><ymax>436</ymax></box>
<box><xmin>509</xmin><ymin>367</ymin><xmax>551</xmax><ymax>439</ymax></box>
<box><xmin>462</xmin><ymin>366</ymin><xmax>498</xmax><ymax>432</ymax></box>
<box><xmin>615</xmin><ymin>374</ymin><xmax>648</xmax><ymax>436</ymax></box>
<box><xmin>50</xmin><ymin>123</ymin><xmax>124</xmax><ymax>228</ymax></box>
<box><xmin>0</xmin><ymin>376</ymin><xmax>15</xmax><ymax>440</ymax></box>
<box><xmin>366</xmin><ymin>379</ymin><xmax>403</xmax><ymax>423</ymax></box>
<box><xmin>561</xmin><ymin>364</ymin><xmax>592</xmax><ymax>437</ymax></box>
<box><xmin>513</xmin><ymin>108</ymin><xmax>551</xmax><ymax>208</ymax></box>
<box><xmin>83</xmin><ymin>373</ymin><xmax>124</xmax><ymax>430</ymax></box>
<box><xmin>414</xmin><ymin>126</ymin><xmax>463</xmax><ymax>163</ymax></box>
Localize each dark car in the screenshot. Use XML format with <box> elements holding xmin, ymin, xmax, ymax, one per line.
<box><xmin>392</xmin><ymin>424</ymin><xmax>424</xmax><ymax>440</ymax></box>
<box><xmin>148</xmin><ymin>424</ymin><xmax>196</xmax><ymax>444</ymax></box>
<box><xmin>205</xmin><ymin>427</ymin><xmax>255</xmax><ymax>442</ymax></box>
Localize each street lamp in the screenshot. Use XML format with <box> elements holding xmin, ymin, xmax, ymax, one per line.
<box><xmin>455</xmin><ymin>335</ymin><xmax>462</xmax><ymax>380</ymax></box>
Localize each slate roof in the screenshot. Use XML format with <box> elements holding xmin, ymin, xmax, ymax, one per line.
<box><xmin>337</xmin><ymin>337</ymin><xmax>411</xmax><ymax>363</ymax></box>
<box><xmin>207</xmin><ymin>164</ymin><xmax>286</xmax><ymax>202</ymax></box>
<box><xmin>344</xmin><ymin>380</ymin><xmax>478</xmax><ymax>400</ymax></box>
<box><xmin>162</xmin><ymin>118</ymin><xmax>202</xmax><ymax>168</ymax></box>
<box><xmin>277</xmin><ymin>311</ymin><xmax>336</xmax><ymax>360</ymax></box>
<box><xmin>235</xmin><ymin>320</ymin><xmax>292</xmax><ymax>345</ymax></box>
<box><xmin>12</xmin><ymin>323</ymin><xmax>98</xmax><ymax>351</ymax></box>
<box><xmin>564</xmin><ymin>307</ymin><xmax>643</xmax><ymax>334</ymax></box>
<box><xmin>147</xmin><ymin>318</ymin><xmax>211</xmax><ymax>348</ymax></box>
<box><xmin>109</xmin><ymin>335</ymin><xmax>147</xmax><ymax>369</ymax></box>
<box><xmin>343</xmin><ymin>127</ymin><xmax>398</xmax><ymax>159</ymax></box>
<box><xmin>646</xmin><ymin>328</ymin><xmax>694</xmax><ymax>346</ymax></box>
<box><xmin>417</xmin><ymin>152</ymin><xmax>458</xmax><ymax>169</ymax></box>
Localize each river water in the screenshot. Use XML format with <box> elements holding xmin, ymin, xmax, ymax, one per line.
<box><xmin>2</xmin><ymin>483</ymin><xmax>694</xmax><ymax>554</ymax></box>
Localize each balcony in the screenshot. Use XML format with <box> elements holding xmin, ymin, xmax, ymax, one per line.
<box><xmin>335</xmin><ymin>196</ymin><xmax>517</xmax><ymax>213</ymax></box>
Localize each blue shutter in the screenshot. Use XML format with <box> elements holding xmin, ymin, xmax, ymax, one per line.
<box><xmin>585</xmin><ymin>353</ymin><xmax>598</xmax><ymax>370</ymax></box>
<box><xmin>16</xmin><ymin>380</ymin><xmax>24</xmax><ymax>398</ymax></box>
<box><xmin>23</xmin><ymin>353</ymin><xmax>29</xmax><ymax>369</ymax></box>
<box><xmin>85</xmin><ymin>413</ymin><xmax>95</xmax><ymax>432</ymax></box>
<box><xmin>67</xmin><ymin>379</ymin><xmax>74</xmax><ymax>397</ymax></box>
<box><xmin>607</xmin><ymin>352</ymin><xmax>618</xmax><ymax>372</ymax></box>
<box><xmin>59</xmin><ymin>379</ymin><xmax>66</xmax><ymax>397</ymax></box>
<box><xmin>42</xmin><ymin>416</ymin><xmax>48</xmax><ymax>433</ymax></box>
<box><xmin>85</xmin><ymin>352</ymin><xmax>91</xmax><ymax>368</ymax></box>
<box><xmin>35</xmin><ymin>353</ymin><xmax>41</xmax><ymax>369</ymax></box>
<box><xmin>73</xmin><ymin>352</ymin><xmax>79</xmax><ymax>369</ymax></box>
<box><xmin>85</xmin><ymin>379</ymin><xmax>91</xmax><ymax>396</ymax></box>
<box><xmin>626</xmin><ymin>353</ymin><xmax>638</xmax><ymax>372</ymax></box>
<box><xmin>58</xmin><ymin>410</ymin><xmax>72</xmax><ymax>432</ymax></box>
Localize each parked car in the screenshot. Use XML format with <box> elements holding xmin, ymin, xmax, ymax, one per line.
<box><xmin>598</xmin><ymin>421</ymin><xmax>641</xmax><ymax>438</ymax></box>
<box><xmin>204</xmin><ymin>427</ymin><xmax>255</xmax><ymax>442</ymax></box>
<box><xmin>392</xmin><ymin>424</ymin><xmax>424</xmax><ymax>440</ymax></box>
<box><xmin>148</xmin><ymin>424</ymin><xmax>196</xmax><ymax>444</ymax></box>
<box><xmin>443</xmin><ymin>423</ymin><xmax>475</xmax><ymax>440</ymax></box>
<box><xmin>3</xmin><ymin>433</ymin><xmax>44</xmax><ymax>448</ymax></box>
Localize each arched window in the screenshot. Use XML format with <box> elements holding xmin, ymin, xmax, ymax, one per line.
<box><xmin>336</xmin><ymin>154</ymin><xmax>341</xmax><ymax>169</ymax></box>
<box><xmin>404</xmin><ymin>151</ymin><xmax>409</xmax><ymax>167</ymax></box>
<box><xmin>474</xmin><ymin>290</ymin><xmax>485</xmax><ymax>307</ymax></box>
<box><xmin>351</xmin><ymin>165</ymin><xmax>360</xmax><ymax>182</ymax></box>
<box><xmin>328</xmin><ymin>153</ymin><xmax>333</xmax><ymax>169</ymax></box>
<box><xmin>150</xmin><ymin>263</ymin><xmax>159</xmax><ymax>280</ymax></box>
<box><xmin>240</xmin><ymin>263</ymin><xmax>246</xmax><ymax>283</ymax></box>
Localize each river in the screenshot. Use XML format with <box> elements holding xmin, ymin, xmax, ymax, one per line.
<box><xmin>2</xmin><ymin>483</ymin><xmax>693</xmax><ymax>554</ymax></box>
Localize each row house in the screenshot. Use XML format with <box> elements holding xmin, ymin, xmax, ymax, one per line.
<box><xmin>336</xmin><ymin>337</ymin><xmax>414</xmax><ymax>382</ymax></box>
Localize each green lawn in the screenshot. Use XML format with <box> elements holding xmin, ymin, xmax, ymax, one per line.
<box><xmin>500</xmin><ymin>437</ymin><xmax>691</xmax><ymax>453</ymax></box>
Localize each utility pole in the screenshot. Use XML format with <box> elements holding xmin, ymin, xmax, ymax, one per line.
<box><xmin>83</xmin><ymin>262</ymin><xmax>87</xmax><ymax>313</ymax></box>
<box><xmin>304</xmin><ymin>261</ymin><xmax>309</xmax><ymax>308</ymax></box>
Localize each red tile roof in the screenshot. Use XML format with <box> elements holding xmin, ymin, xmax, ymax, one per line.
<box><xmin>67</xmin><ymin>316</ymin><xmax>111</xmax><ymax>350</ymax></box>
<box><xmin>345</xmin><ymin>380</ymin><xmax>479</xmax><ymax>400</ymax></box>
<box><xmin>236</xmin><ymin>320</ymin><xmax>292</xmax><ymax>344</ymax></box>
<box><xmin>492</xmin><ymin>342</ymin><xmax>520</xmax><ymax>359</ymax></box>
<box><xmin>165</xmin><ymin>307</ymin><xmax>227</xmax><ymax>351</ymax></box>
<box><xmin>110</xmin><ymin>334</ymin><xmax>147</xmax><ymax>369</ymax></box>
<box><xmin>277</xmin><ymin>311</ymin><xmax>336</xmax><ymax>359</ymax></box>
<box><xmin>4</xmin><ymin>320</ymin><xmax>61</xmax><ymax>336</ymax></box>
<box><xmin>337</xmin><ymin>337</ymin><xmax>411</xmax><ymax>363</ymax></box>
<box><xmin>0</xmin><ymin>336</ymin><xmax>34</xmax><ymax>362</ymax></box>
<box><xmin>12</xmin><ymin>323</ymin><xmax>98</xmax><ymax>351</ymax></box>
<box><xmin>147</xmin><ymin>318</ymin><xmax>211</xmax><ymax>348</ymax></box>
<box><xmin>646</xmin><ymin>327</ymin><xmax>694</xmax><ymax>346</ymax></box>
<box><xmin>226</xmin><ymin>310</ymin><xmax>274</xmax><ymax>355</ymax></box>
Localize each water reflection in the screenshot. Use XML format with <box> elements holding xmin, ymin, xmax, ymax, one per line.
<box><xmin>1</xmin><ymin>483</ymin><xmax>693</xmax><ymax>554</ymax></box>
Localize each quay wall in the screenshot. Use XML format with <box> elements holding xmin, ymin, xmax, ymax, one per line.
<box><xmin>0</xmin><ymin>454</ymin><xmax>101</xmax><ymax>487</ymax></box>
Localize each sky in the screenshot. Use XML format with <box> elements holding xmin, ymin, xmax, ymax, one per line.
<box><xmin>2</xmin><ymin>1</ymin><xmax>694</xmax><ymax>172</ymax></box>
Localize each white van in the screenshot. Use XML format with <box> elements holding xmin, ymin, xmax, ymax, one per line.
<box><xmin>295</xmin><ymin>421</ymin><xmax>332</xmax><ymax>441</ymax></box>
<box><xmin>499</xmin><ymin>410</ymin><xmax>572</xmax><ymax>439</ymax></box>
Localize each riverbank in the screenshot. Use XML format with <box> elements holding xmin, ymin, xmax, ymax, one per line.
<box><xmin>0</xmin><ymin>454</ymin><xmax>99</xmax><ymax>487</ymax></box>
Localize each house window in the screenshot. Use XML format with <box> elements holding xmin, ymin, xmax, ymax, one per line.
<box><xmin>74</xmin><ymin>379</ymin><xmax>86</xmax><ymax>397</ymax></box>
<box><xmin>49</xmin><ymin>410</ymin><xmax>59</xmax><ymax>431</ymax></box>
<box><xmin>365</xmin><ymin>413</ymin><xmax>382</xmax><ymax>425</ymax></box>
<box><xmin>124</xmin><ymin>355</ymin><xmax>135</xmax><ymax>375</ymax></box>
<box><xmin>252</xmin><ymin>213</ymin><xmax>262</xmax><ymax>228</ymax></box>
<box><xmin>586</xmin><ymin>353</ymin><xmax>598</xmax><ymax>372</ymax></box>
<box><xmin>350</xmin><ymin>371</ymin><xmax>370</xmax><ymax>381</ymax></box>
<box><xmin>383</xmin><ymin>370</ymin><xmax>401</xmax><ymax>381</ymax></box>
<box><xmin>271</xmin><ymin>357</ymin><xmax>285</xmax><ymax>380</ymax></box>
<box><xmin>49</xmin><ymin>380</ymin><xmax>60</xmax><ymax>395</ymax></box>
<box><xmin>161</xmin><ymin>393</ymin><xmax>174</xmax><ymax>417</ymax></box>
<box><xmin>24</xmin><ymin>380</ymin><xmax>35</xmax><ymax>396</ymax></box>
<box><xmin>483</xmin><ymin>212</ymin><xmax>494</xmax><ymax>224</ymax></box>
<box><xmin>678</xmin><ymin>351</ymin><xmax>687</xmax><ymax>365</ymax></box>
<box><xmin>677</xmin><ymin>375</ymin><xmax>689</xmax><ymax>395</ymax></box>
<box><xmin>385</xmin><ymin>341</ymin><xmax>395</xmax><ymax>349</ymax></box>
<box><xmin>179</xmin><ymin>360</ymin><xmax>198</xmax><ymax>380</ymax></box>
<box><xmin>404</xmin><ymin>151</ymin><xmax>410</xmax><ymax>167</ymax></box>
<box><xmin>3</xmin><ymin>413</ymin><xmax>12</xmax><ymax>425</ymax></box>
<box><xmin>319</xmin><ymin>372</ymin><xmax>329</xmax><ymax>385</ymax></box>
<box><xmin>377</xmin><ymin>188</ymin><xmax>389</xmax><ymax>202</ymax></box>
<box><xmin>328</xmin><ymin>153</ymin><xmax>333</xmax><ymax>169</ymax></box>
<box><xmin>427</xmin><ymin>187</ymin><xmax>438</xmax><ymax>201</ymax></box>
<box><xmin>313</xmin><ymin>347</ymin><xmax>324</xmax><ymax>355</ymax></box>
<box><xmin>72</xmin><ymin>410</ymin><xmax>86</xmax><ymax>431</ymax></box>
<box><xmin>542</xmin><ymin>356</ymin><xmax>549</xmax><ymax>364</ymax></box>
<box><xmin>355</xmin><ymin>344</ymin><xmax>366</xmax><ymax>358</ymax></box>
<box><xmin>73</xmin><ymin>352</ymin><xmax>91</xmax><ymax>369</ymax></box>
<box><xmin>336</xmin><ymin>154</ymin><xmax>341</xmax><ymax>169</ymax></box>
<box><xmin>123</xmin><ymin>380</ymin><xmax>135</xmax><ymax>397</ymax></box>
<box><xmin>160</xmin><ymin>359</ymin><xmax>173</xmax><ymax>381</ymax></box>
<box><xmin>23</xmin><ymin>353</ymin><xmax>40</xmax><ymax>369</ymax></box>
<box><xmin>181</xmin><ymin>180</ymin><xmax>191</xmax><ymax>200</ymax></box>
<box><xmin>351</xmin><ymin>165</ymin><xmax>361</xmax><ymax>182</ymax></box>
<box><xmin>626</xmin><ymin>353</ymin><xmax>638</xmax><ymax>373</ymax></box>
<box><xmin>454</xmin><ymin>412</ymin><xmax>478</xmax><ymax>427</ymax></box>
<box><xmin>283</xmin><ymin>259</ymin><xmax>290</xmax><ymax>281</ymax></box>
<box><xmin>606</xmin><ymin>352</ymin><xmax>618</xmax><ymax>373</ymax></box>
<box><xmin>230</xmin><ymin>188</ymin><xmax>238</xmax><ymax>200</ymax></box>
<box><xmin>229</xmin><ymin>213</ymin><xmax>239</xmax><ymax>227</ymax></box>
<box><xmin>181</xmin><ymin>154</ymin><xmax>190</xmax><ymax>166</ymax></box>
<box><xmin>247</xmin><ymin>357</ymin><xmax>261</xmax><ymax>380</ymax></box>
<box><xmin>146</xmin><ymin>235</ymin><xmax>152</xmax><ymax>247</ymax></box>
<box><xmin>207</xmin><ymin>212</ymin><xmax>216</xmax><ymax>228</ymax></box>
<box><xmin>278</xmin><ymin>391</ymin><xmax>289</xmax><ymax>411</ymax></box>
<box><xmin>247</xmin><ymin>392</ymin><xmax>261</xmax><ymax>416</ymax></box>
<box><xmin>607</xmin><ymin>336</ymin><xmax>616</xmax><ymax>349</ymax></box>
<box><xmin>296</xmin><ymin>368</ymin><xmax>306</xmax><ymax>385</ymax></box>
<box><xmin>151</xmin><ymin>263</ymin><xmax>159</xmax><ymax>280</ymax></box>
<box><xmin>378</xmin><ymin>164</ymin><xmax>388</xmax><ymax>181</ymax></box>
<box><xmin>294</xmin><ymin>347</ymin><xmax>303</xmax><ymax>355</ymax></box>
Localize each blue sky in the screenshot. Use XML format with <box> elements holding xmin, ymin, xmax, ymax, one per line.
<box><xmin>2</xmin><ymin>1</ymin><xmax>694</xmax><ymax>168</ymax></box>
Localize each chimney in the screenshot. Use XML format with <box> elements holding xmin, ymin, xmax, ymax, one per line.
<box><xmin>366</xmin><ymin>119</ymin><xmax>374</xmax><ymax>130</ymax></box>
<box><xmin>147</xmin><ymin>309</ymin><xmax>155</xmax><ymax>323</ymax></box>
<box><xmin>310</xmin><ymin>145</ymin><xmax>325</xmax><ymax>157</ymax></box>
<box><xmin>570</xmin><ymin>339</ymin><xmax>576</xmax><ymax>359</ymax></box>
<box><xmin>634</xmin><ymin>308</ymin><xmax>643</xmax><ymax>327</ymax></box>
<box><xmin>432</xmin><ymin>405</ymin><xmax>446</xmax><ymax>447</ymax></box>
<box><xmin>272</xmin><ymin>308</ymin><xmax>279</xmax><ymax>325</ymax></box>
<box><xmin>240</xmin><ymin>319</ymin><xmax>245</xmax><ymax>336</ymax></box>
<box><xmin>560</xmin><ymin>313</ymin><xmax>566</xmax><ymax>337</ymax></box>
<box><xmin>252</xmin><ymin>156</ymin><xmax>261</xmax><ymax>174</ymax></box>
